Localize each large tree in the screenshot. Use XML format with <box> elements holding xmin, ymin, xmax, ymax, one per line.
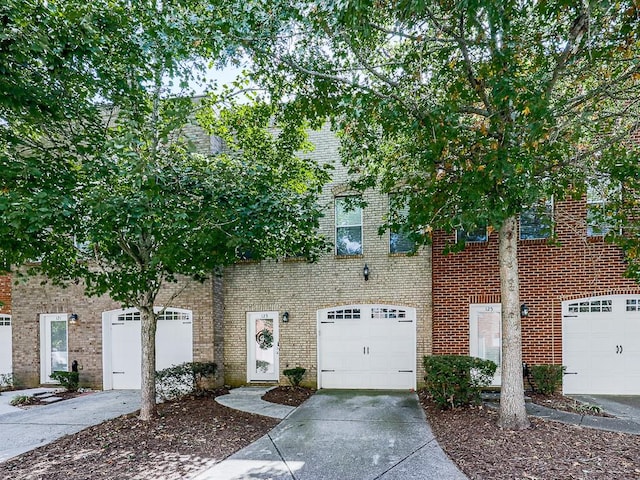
<box><xmin>0</xmin><ymin>0</ymin><xmax>329</xmax><ymax>420</ymax></box>
<box><xmin>237</xmin><ymin>0</ymin><xmax>640</xmax><ymax>429</ymax></box>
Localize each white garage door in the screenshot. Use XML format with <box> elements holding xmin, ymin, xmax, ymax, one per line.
<box><xmin>0</xmin><ymin>315</ymin><xmax>11</xmax><ymax>378</ymax></box>
<box><xmin>102</xmin><ymin>308</ymin><xmax>193</xmax><ymax>390</ymax></box>
<box><xmin>317</xmin><ymin>305</ymin><xmax>416</xmax><ymax>390</ymax></box>
<box><xmin>563</xmin><ymin>295</ymin><xmax>640</xmax><ymax>395</ymax></box>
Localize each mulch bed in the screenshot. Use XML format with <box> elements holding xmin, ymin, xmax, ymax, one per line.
<box><xmin>3</xmin><ymin>386</ymin><xmax>640</xmax><ymax>479</ymax></box>
<box><xmin>262</xmin><ymin>385</ymin><xmax>315</xmax><ymax>406</ymax></box>
<box><xmin>419</xmin><ymin>390</ymin><xmax>640</xmax><ymax>479</ymax></box>
<box><xmin>0</xmin><ymin>388</ymin><xmax>279</xmax><ymax>480</ymax></box>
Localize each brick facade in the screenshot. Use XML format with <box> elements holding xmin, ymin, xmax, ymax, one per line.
<box><xmin>223</xmin><ymin>126</ymin><xmax>433</xmax><ymax>387</ymax></box>
<box><xmin>432</xmin><ymin>198</ymin><xmax>640</xmax><ymax>365</ymax></box>
<box><xmin>0</xmin><ymin>274</ymin><xmax>10</xmax><ymax>315</ymax></box>
<box><xmin>10</xmin><ymin>273</ymin><xmax>221</xmax><ymax>389</ymax></box>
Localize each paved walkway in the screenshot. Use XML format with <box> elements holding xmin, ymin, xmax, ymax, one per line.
<box><xmin>0</xmin><ymin>389</ymin><xmax>140</xmax><ymax>462</ymax></box>
<box><xmin>202</xmin><ymin>389</ymin><xmax>467</xmax><ymax>480</ymax></box>
<box><xmin>215</xmin><ymin>386</ymin><xmax>295</xmax><ymax>419</ymax></box>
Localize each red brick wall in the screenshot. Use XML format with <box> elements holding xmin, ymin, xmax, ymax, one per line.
<box><xmin>0</xmin><ymin>275</ymin><xmax>10</xmax><ymax>315</ymax></box>
<box><xmin>432</xmin><ymin>198</ymin><xmax>640</xmax><ymax>365</ymax></box>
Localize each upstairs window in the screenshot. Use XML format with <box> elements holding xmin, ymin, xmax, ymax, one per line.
<box><xmin>335</xmin><ymin>197</ymin><xmax>363</xmax><ymax>255</ymax></box>
<box><xmin>520</xmin><ymin>199</ymin><xmax>553</xmax><ymax>240</ymax></box>
<box><xmin>456</xmin><ymin>225</ymin><xmax>488</xmax><ymax>243</ymax></box>
<box><xmin>389</xmin><ymin>196</ymin><xmax>415</xmax><ymax>254</ymax></box>
<box><xmin>587</xmin><ymin>181</ymin><xmax>615</xmax><ymax>237</ymax></box>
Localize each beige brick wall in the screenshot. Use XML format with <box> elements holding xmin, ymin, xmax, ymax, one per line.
<box><xmin>11</xmin><ymin>273</ymin><xmax>221</xmax><ymax>389</ymax></box>
<box><xmin>223</xmin><ymin>126</ymin><xmax>433</xmax><ymax>387</ymax></box>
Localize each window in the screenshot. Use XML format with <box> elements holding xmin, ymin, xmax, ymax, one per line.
<box><xmin>335</xmin><ymin>197</ymin><xmax>362</xmax><ymax>255</ymax></box>
<box><xmin>587</xmin><ymin>181</ymin><xmax>615</xmax><ymax>237</ymax></box>
<box><xmin>520</xmin><ymin>199</ymin><xmax>553</xmax><ymax>240</ymax></box>
<box><xmin>626</xmin><ymin>299</ymin><xmax>640</xmax><ymax>312</ymax></box>
<box><xmin>568</xmin><ymin>299</ymin><xmax>612</xmax><ymax>313</ymax></box>
<box><xmin>456</xmin><ymin>225</ymin><xmax>488</xmax><ymax>243</ymax></box>
<box><xmin>389</xmin><ymin>196</ymin><xmax>415</xmax><ymax>254</ymax></box>
<box><xmin>326</xmin><ymin>308</ymin><xmax>361</xmax><ymax>319</ymax></box>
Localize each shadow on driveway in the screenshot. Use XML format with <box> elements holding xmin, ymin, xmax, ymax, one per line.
<box><xmin>0</xmin><ymin>389</ymin><xmax>140</xmax><ymax>463</ymax></box>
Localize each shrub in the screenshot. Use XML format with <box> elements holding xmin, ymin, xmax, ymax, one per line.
<box><xmin>0</xmin><ymin>373</ymin><xmax>13</xmax><ymax>393</ymax></box>
<box><xmin>530</xmin><ymin>364</ymin><xmax>566</xmax><ymax>395</ymax></box>
<box><xmin>424</xmin><ymin>355</ymin><xmax>497</xmax><ymax>410</ymax></box>
<box><xmin>156</xmin><ymin>362</ymin><xmax>217</xmax><ymax>400</ymax></box>
<box><xmin>50</xmin><ymin>371</ymin><xmax>79</xmax><ymax>392</ymax></box>
<box><xmin>283</xmin><ymin>367</ymin><xmax>306</xmax><ymax>387</ymax></box>
<box><xmin>10</xmin><ymin>394</ymin><xmax>33</xmax><ymax>406</ymax></box>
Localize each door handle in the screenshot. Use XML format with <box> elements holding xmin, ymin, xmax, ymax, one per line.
<box><xmin>620</xmin><ymin>345</ymin><xmax>623</xmax><ymax>354</ymax></box>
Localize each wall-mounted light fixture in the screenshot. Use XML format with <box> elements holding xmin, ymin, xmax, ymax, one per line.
<box><xmin>69</xmin><ymin>313</ymin><xmax>79</xmax><ymax>325</ymax></box>
<box><xmin>282</xmin><ymin>311</ymin><xmax>289</xmax><ymax>323</ymax></box>
<box><xmin>520</xmin><ymin>303</ymin><xmax>529</xmax><ymax>318</ymax></box>
<box><xmin>363</xmin><ymin>264</ymin><xmax>370</xmax><ymax>281</ymax></box>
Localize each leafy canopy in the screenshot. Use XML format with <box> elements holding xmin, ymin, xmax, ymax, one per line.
<box><xmin>244</xmin><ymin>0</ymin><xmax>640</xmax><ymax>245</ymax></box>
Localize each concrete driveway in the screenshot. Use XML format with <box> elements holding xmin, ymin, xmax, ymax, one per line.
<box><xmin>194</xmin><ymin>390</ymin><xmax>467</xmax><ymax>480</ymax></box>
<box><xmin>571</xmin><ymin>394</ymin><xmax>640</xmax><ymax>424</ymax></box>
<box><xmin>0</xmin><ymin>389</ymin><xmax>140</xmax><ymax>463</ymax></box>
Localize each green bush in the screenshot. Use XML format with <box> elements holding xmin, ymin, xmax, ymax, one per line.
<box><xmin>10</xmin><ymin>394</ymin><xmax>33</xmax><ymax>406</ymax></box>
<box><xmin>50</xmin><ymin>371</ymin><xmax>79</xmax><ymax>392</ymax></box>
<box><xmin>283</xmin><ymin>367</ymin><xmax>306</xmax><ymax>387</ymax></box>
<box><xmin>530</xmin><ymin>364</ymin><xmax>566</xmax><ymax>395</ymax></box>
<box><xmin>424</xmin><ymin>355</ymin><xmax>497</xmax><ymax>410</ymax></box>
<box><xmin>0</xmin><ymin>373</ymin><xmax>13</xmax><ymax>393</ymax></box>
<box><xmin>156</xmin><ymin>362</ymin><xmax>217</xmax><ymax>400</ymax></box>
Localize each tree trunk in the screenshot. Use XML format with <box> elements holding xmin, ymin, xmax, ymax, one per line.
<box><xmin>497</xmin><ymin>215</ymin><xmax>530</xmax><ymax>430</ymax></box>
<box><xmin>139</xmin><ymin>303</ymin><xmax>158</xmax><ymax>421</ymax></box>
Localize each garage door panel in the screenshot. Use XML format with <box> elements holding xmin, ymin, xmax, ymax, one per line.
<box><xmin>318</xmin><ymin>305</ymin><xmax>416</xmax><ymax>390</ymax></box>
<box><xmin>106</xmin><ymin>308</ymin><xmax>193</xmax><ymax>390</ymax></box>
<box><xmin>563</xmin><ymin>296</ymin><xmax>640</xmax><ymax>395</ymax></box>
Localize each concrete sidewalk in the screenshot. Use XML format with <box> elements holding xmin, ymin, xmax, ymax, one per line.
<box><xmin>198</xmin><ymin>390</ymin><xmax>467</xmax><ymax>480</ymax></box>
<box><xmin>0</xmin><ymin>389</ymin><xmax>140</xmax><ymax>463</ymax></box>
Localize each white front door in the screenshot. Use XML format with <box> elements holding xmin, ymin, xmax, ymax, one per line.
<box><xmin>247</xmin><ymin>312</ymin><xmax>279</xmax><ymax>382</ymax></box>
<box><xmin>40</xmin><ymin>313</ymin><xmax>69</xmax><ymax>383</ymax></box>
<box><xmin>563</xmin><ymin>295</ymin><xmax>640</xmax><ymax>395</ymax></box>
<box><xmin>317</xmin><ymin>305</ymin><xmax>416</xmax><ymax>390</ymax></box>
<box><xmin>469</xmin><ymin>304</ymin><xmax>501</xmax><ymax>385</ymax></box>
<box><xmin>0</xmin><ymin>315</ymin><xmax>12</xmax><ymax>378</ymax></box>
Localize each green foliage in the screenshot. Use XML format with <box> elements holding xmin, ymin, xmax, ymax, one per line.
<box><xmin>530</xmin><ymin>364</ymin><xmax>566</xmax><ymax>396</ymax></box>
<box><xmin>283</xmin><ymin>367</ymin><xmax>306</xmax><ymax>387</ymax></box>
<box><xmin>155</xmin><ymin>362</ymin><xmax>217</xmax><ymax>400</ymax></box>
<box><xmin>0</xmin><ymin>373</ymin><xmax>13</xmax><ymax>392</ymax></box>
<box><xmin>10</xmin><ymin>395</ymin><xmax>33</xmax><ymax>406</ymax></box>
<box><xmin>573</xmin><ymin>401</ymin><xmax>603</xmax><ymax>416</ymax></box>
<box><xmin>50</xmin><ymin>371</ymin><xmax>80</xmax><ymax>392</ymax></box>
<box><xmin>423</xmin><ymin>355</ymin><xmax>497</xmax><ymax>410</ymax></box>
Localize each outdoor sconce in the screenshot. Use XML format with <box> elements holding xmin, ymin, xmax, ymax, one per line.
<box><xmin>69</xmin><ymin>313</ymin><xmax>79</xmax><ymax>325</ymax></box>
<box><xmin>282</xmin><ymin>311</ymin><xmax>289</xmax><ymax>323</ymax></box>
<box><xmin>363</xmin><ymin>264</ymin><xmax>370</xmax><ymax>281</ymax></box>
<box><xmin>520</xmin><ymin>304</ymin><xmax>529</xmax><ymax>318</ymax></box>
